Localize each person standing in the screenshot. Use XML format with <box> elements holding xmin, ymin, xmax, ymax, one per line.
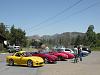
<box><xmin>73</xmin><ymin>46</ymin><xmax>78</xmax><ymax>63</ymax></box>
<box><xmin>78</xmin><ymin>45</ymin><xmax>83</xmax><ymax>61</ymax></box>
<box><xmin>45</xmin><ymin>45</ymin><xmax>49</xmax><ymax>52</ymax></box>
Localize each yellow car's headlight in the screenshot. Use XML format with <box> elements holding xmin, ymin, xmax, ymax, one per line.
<box><xmin>35</xmin><ymin>61</ymin><xmax>39</xmax><ymax>62</ymax></box>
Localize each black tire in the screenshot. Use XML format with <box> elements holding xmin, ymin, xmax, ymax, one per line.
<box><xmin>9</xmin><ymin>59</ymin><xmax>14</xmax><ymax>66</ymax></box>
<box><xmin>58</xmin><ymin>56</ymin><xmax>65</xmax><ymax>61</ymax></box>
<box><xmin>27</xmin><ymin>60</ymin><xmax>33</xmax><ymax>67</ymax></box>
<box><xmin>44</xmin><ymin>58</ymin><xmax>48</xmax><ymax>64</ymax></box>
<box><xmin>53</xmin><ymin>61</ymin><xmax>57</xmax><ymax>64</ymax></box>
<box><xmin>58</xmin><ymin>56</ymin><xmax>62</xmax><ymax>61</ymax></box>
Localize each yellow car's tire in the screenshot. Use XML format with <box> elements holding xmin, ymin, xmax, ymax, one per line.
<box><xmin>27</xmin><ymin>60</ymin><xmax>33</xmax><ymax>67</ymax></box>
<box><xmin>9</xmin><ymin>59</ymin><xmax>14</xmax><ymax>66</ymax></box>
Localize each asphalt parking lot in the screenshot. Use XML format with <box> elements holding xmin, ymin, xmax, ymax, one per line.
<box><xmin>0</xmin><ymin>53</ymin><xmax>39</xmax><ymax>75</ymax></box>
<box><xmin>0</xmin><ymin>51</ymin><xmax>100</xmax><ymax>75</ymax></box>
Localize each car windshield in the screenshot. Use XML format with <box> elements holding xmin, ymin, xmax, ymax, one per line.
<box><xmin>40</xmin><ymin>51</ymin><xmax>49</xmax><ymax>54</ymax></box>
<box><xmin>65</xmin><ymin>49</ymin><xmax>70</xmax><ymax>51</ymax></box>
<box><xmin>22</xmin><ymin>52</ymin><xmax>32</xmax><ymax>57</ymax></box>
<box><xmin>31</xmin><ymin>51</ymin><xmax>48</xmax><ymax>54</ymax></box>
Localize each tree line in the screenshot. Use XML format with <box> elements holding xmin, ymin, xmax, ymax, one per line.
<box><xmin>40</xmin><ymin>25</ymin><xmax>100</xmax><ymax>48</ymax></box>
<box><xmin>0</xmin><ymin>23</ymin><xmax>27</xmax><ymax>47</ymax></box>
<box><xmin>0</xmin><ymin>22</ymin><xmax>100</xmax><ymax>50</ymax></box>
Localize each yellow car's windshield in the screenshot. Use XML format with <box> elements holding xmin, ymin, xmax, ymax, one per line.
<box><xmin>14</xmin><ymin>52</ymin><xmax>32</xmax><ymax>57</ymax></box>
<box><xmin>22</xmin><ymin>52</ymin><xmax>32</xmax><ymax>57</ymax></box>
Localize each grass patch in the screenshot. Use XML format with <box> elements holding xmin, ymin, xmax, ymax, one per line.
<box><xmin>0</xmin><ymin>50</ymin><xmax>8</xmax><ymax>53</ymax></box>
<box><xmin>91</xmin><ymin>47</ymin><xmax>100</xmax><ymax>51</ymax></box>
<box><xmin>0</xmin><ymin>60</ymin><xmax>2</xmax><ymax>62</ymax></box>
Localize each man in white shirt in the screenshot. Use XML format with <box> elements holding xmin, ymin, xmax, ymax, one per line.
<box><xmin>73</xmin><ymin>46</ymin><xmax>78</xmax><ymax>63</ymax></box>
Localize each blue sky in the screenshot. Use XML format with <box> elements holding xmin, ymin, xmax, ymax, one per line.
<box><xmin>0</xmin><ymin>0</ymin><xmax>100</xmax><ymax>36</ymax></box>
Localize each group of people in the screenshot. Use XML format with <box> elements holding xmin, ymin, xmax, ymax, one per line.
<box><xmin>73</xmin><ymin>45</ymin><xmax>83</xmax><ymax>63</ymax></box>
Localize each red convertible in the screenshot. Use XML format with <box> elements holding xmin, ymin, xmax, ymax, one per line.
<box><xmin>59</xmin><ymin>52</ymin><xmax>75</xmax><ymax>59</ymax></box>
<box><xmin>49</xmin><ymin>51</ymin><xmax>68</xmax><ymax>61</ymax></box>
<box><xmin>53</xmin><ymin>48</ymin><xmax>75</xmax><ymax>59</ymax></box>
<box><xmin>31</xmin><ymin>52</ymin><xmax>57</xmax><ymax>64</ymax></box>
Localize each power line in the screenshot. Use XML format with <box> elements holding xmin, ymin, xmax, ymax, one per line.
<box><xmin>27</xmin><ymin>1</ymin><xmax>100</xmax><ymax>35</ymax></box>
<box><xmin>26</xmin><ymin>0</ymin><xmax>83</xmax><ymax>32</ymax></box>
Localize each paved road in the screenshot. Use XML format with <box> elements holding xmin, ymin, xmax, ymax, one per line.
<box><xmin>37</xmin><ymin>51</ymin><xmax>100</xmax><ymax>75</ymax></box>
<box><xmin>0</xmin><ymin>51</ymin><xmax>100</xmax><ymax>75</ymax></box>
<box><xmin>0</xmin><ymin>53</ymin><xmax>39</xmax><ymax>75</ymax></box>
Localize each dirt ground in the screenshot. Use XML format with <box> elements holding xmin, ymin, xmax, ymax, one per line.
<box><xmin>37</xmin><ymin>51</ymin><xmax>100</xmax><ymax>75</ymax></box>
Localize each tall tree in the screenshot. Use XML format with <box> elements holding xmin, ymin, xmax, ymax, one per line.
<box><xmin>0</xmin><ymin>22</ymin><xmax>10</xmax><ymax>41</ymax></box>
<box><xmin>0</xmin><ymin>23</ymin><xmax>6</xmax><ymax>36</ymax></box>
<box><xmin>85</xmin><ymin>25</ymin><xmax>96</xmax><ymax>47</ymax></box>
<box><xmin>95</xmin><ymin>33</ymin><xmax>100</xmax><ymax>46</ymax></box>
<box><xmin>97</xmin><ymin>33</ymin><xmax>100</xmax><ymax>40</ymax></box>
<box><xmin>9</xmin><ymin>25</ymin><xmax>27</xmax><ymax>47</ymax></box>
<box><xmin>74</xmin><ymin>35</ymin><xmax>83</xmax><ymax>45</ymax></box>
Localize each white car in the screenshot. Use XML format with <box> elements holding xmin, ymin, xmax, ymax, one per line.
<box><xmin>7</xmin><ymin>45</ymin><xmax>20</xmax><ymax>53</ymax></box>
<box><xmin>13</xmin><ymin>46</ymin><xmax>20</xmax><ymax>51</ymax></box>
<box><xmin>62</xmin><ymin>48</ymin><xmax>74</xmax><ymax>54</ymax></box>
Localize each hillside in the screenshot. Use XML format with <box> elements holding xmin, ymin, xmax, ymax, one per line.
<box><xmin>27</xmin><ymin>32</ymin><xmax>85</xmax><ymax>40</ymax></box>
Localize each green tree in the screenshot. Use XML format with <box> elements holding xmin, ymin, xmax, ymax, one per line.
<box><xmin>0</xmin><ymin>22</ymin><xmax>10</xmax><ymax>42</ymax></box>
<box><xmin>31</xmin><ymin>39</ymin><xmax>42</xmax><ymax>48</ymax></box>
<box><xmin>74</xmin><ymin>35</ymin><xmax>83</xmax><ymax>45</ymax></box>
<box><xmin>85</xmin><ymin>25</ymin><xmax>96</xmax><ymax>47</ymax></box>
<box><xmin>97</xmin><ymin>33</ymin><xmax>100</xmax><ymax>40</ymax></box>
<box><xmin>95</xmin><ymin>33</ymin><xmax>100</xmax><ymax>46</ymax></box>
<box><xmin>0</xmin><ymin>23</ymin><xmax>6</xmax><ymax>36</ymax></box>
<box><xmin>9</xmin><ymin>25</ymin><xmax>27</xmax><ymax>47</ymax></box>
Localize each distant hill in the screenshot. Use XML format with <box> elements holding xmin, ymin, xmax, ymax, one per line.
<box><xmin>27</xmin><ymin>32</ymin><xmax>85</xmax><ymax>40</ymax></box>
<box><xmin>27</xmin><ymin>35</ymin><xmax>41</xmax><ymax>40</ymax></box>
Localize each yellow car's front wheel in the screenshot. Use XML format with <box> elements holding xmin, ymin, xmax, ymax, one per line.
<box><xmin>9</xmin><ymin>59</ymin><xmax>14</xmax><ymax>66</ymax></box>
<box><xmin>27</xmin><ymin>60</ymin><xmax>33</xmax><ymax>67</ymax></box>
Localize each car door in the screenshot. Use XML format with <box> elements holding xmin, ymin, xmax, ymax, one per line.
<box><xmin>14</xmin><ymin>53</ymin><xmax>22</xmax><ymax>64</ymax></box>
<box><xmin>20</xmin><ymin>53</ymin><xmax>28</xmax><ymax>65</ymax></box>
<box><xmin>19</xmin><ymin>57</ymin><xmax>27</xmax><ymax>65</ymax></box>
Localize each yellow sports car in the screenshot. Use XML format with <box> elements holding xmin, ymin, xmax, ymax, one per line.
<box><xmin>6</xmin><ymin>51</ymin><xmax>44</xmax><ymax>67</ymax></box>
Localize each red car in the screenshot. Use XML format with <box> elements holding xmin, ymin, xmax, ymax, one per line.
<box><xmin>49</xmin><ymin>51</ymin><xmax>68</xmax><ymax>61</ymax></box>
<box><xmin>31</xmin><ymin>52</ymin><xmax>57</xmax><ymax>64</ymax></box>
<box><xmin>59</xmin><ymin>52</ymin><xmax>75</xmax><ymax>59</ymax></box>
<box><xmin>53</xmin><ymin>48</ymin><xmax>75</xmax><ymax>59</ymax></box>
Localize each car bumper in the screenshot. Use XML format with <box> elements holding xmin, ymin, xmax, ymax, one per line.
<box><xmin>33</xmin><ymin>62</ymin><xmax>44</xmax><ymax>66</ymax></box>
<box><xmin>49</xmin><ymin>60</ymin><xmax>57</xmax><ymax>63</ymax></box>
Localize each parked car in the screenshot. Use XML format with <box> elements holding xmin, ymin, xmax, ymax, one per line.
<box><xmin>48</xmin><ymin>51</ymin><xmax>68</xmax><ymax>61</ymax></box>
<box><xmin>7</xmin><ymin>47</ymin><xmax>17</xmax><ymax>53</ymax></box>
<box><xmin>60</xmin><ymin>52</ymin><xmax>75</xmax><ymax>59</ymax></box>
<box><xmin>53</xmin><ymin>48</ymin><xmax>75</xmax><ymax>59</ymax></box>
<box><xmin>31</xmin><ymin>51</ymin><xmax>57</xmax><ymax>64</ymax></box>
<box><xmin>82</xmin><ymin>47</ymin><xmax>91</xmax><ymax>53</ymax></box>
<box><xmin>81</xmin><ymin>48</ymin><xmax>91</xmax><ymax>57</ymax></box>
<box><xmin>54</xmin><ymin>47</ymin><xmax>74</xmax><ymax>54</ymax></box>
<box><xmin>71</xmin><ymin>47</ymin><xmax>90</xmax><ymax>57</ymax></box>
<box><xmin>6</xmin><ymin>51</ymin><xmax>44</xmax><ymax>67</ymax></box>
<box><xmin>13</xmin><ymin>46</ymin><xmax>20</xmax><ymax>51</ymax></box>
<box><xmin>7</xmin><ymin>46</ymin><xmax>21</xmax><ymax>53</ymax></box>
